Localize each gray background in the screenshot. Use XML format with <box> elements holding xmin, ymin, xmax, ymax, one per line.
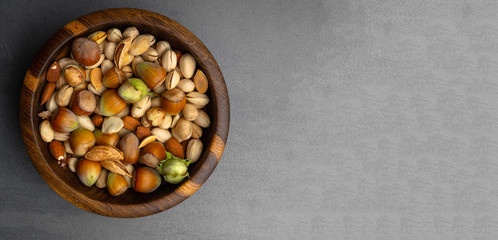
<box><xmin>1</xmin><ymin>0</ymin><xmax>498</xmax><ymax>239</ymax></box>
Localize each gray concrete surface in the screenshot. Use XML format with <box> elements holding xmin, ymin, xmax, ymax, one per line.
<box><xmin>2</xmin><ymin>0</ymin><xmax>498</xmax><ymax>239</ymax></box>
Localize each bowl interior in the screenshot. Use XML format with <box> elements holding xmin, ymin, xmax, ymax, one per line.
<box><xmin>22</xmin><ymin>9</ymin><xmax>228</xmax><ymax>217</ymax></box>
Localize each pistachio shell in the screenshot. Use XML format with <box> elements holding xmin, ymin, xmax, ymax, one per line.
<box><xmin>129</xmin><ymin>34</ymin><xmax>156</xmax><ymax>56</ymax></box>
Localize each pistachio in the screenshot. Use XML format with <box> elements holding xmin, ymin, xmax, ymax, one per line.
<box><xmin>102</xmin><ymin>116</ymin><xmax>124</xmax><ymax>134</ymax></box>
<box><xmin>122</xmin><ymin>53</ymin><xmax>134</xmax><ymax>66</ymax></box>
<box><xmin>68</xmin><ymin>157</ymin><xmax>78</xmax><ymax>173</ymax></box>
<box><xmin>182</xmin><ymin>103</ymin><xmax>198</xmax><ymax>121</ymax></box>
<box><xmin>101</xmin><ymin>59</ymin><xmax>115</xmax><ymax>75</ymax></box>
<box><xmin>161</xmin><ymin>49</ymin><xmax>177</xmax><ymax>72</ymax></box>
<box><xmin>160</xmin><ymin>114</ymin><xmax>172</xmax><ymax>129</ymax></box>
<box><xmin>40</xmin><ymin>120</ymin><xmax>55</xmax><ymax>142</ymax></box>
<box><xmin>194</xmin><ymin>110</ymin><xmax>210</xmax><ymax>128</ymax></box>
<box><xmin>95</xmin><ymin>168</ymin><xmax>109</xmax><ymax>188</ymax></box>
<box><xmin>58</xmin><ymin>57</ymin><xmax>79</xmax><ymax>70</ymax></box>
<box><xmin>141</xmin><ymin>115</ymin><xmax>152</xmax><ymax>128</ymax></box>
<box><xmin>98</xmin><ymin>40</ymin><xmax>106</xmax><ymax>53</ymax></box>
<box><xmin>186</xmin><ymin>92</ymin><xmax>209</xmax><ymax>108</ymax></box>
<box><xmin>151</xmin><ymin>128</ymin><xmax>172</xmax><ymax>143</ymax></box>
<box><xmin>121</xmin><ymin>65</ymin><xmax>133</xmax><ymax>78</ymax></box>
<box><xmin>46</xmin><ymin>92</ymin><xmax>58</xmax><ymax>112</ymax></box>
<box><xmin>186</xmin><ymin>139</ymin><xmax>203</xmax><ymax>163</ymax></box>
<box><xmin>141</xmin><ymin>47</ymin><xmax>158</xmax><ymax>62</ymax></box>
<box><xmin>131</xmin><ymin>96</ymin><xmax>152</xmax><ymax>118</ymax></box>
<box><xmin>114</xmin><ymin>38</ymin><xmax>132</xmax><ymax>68</ymax></box>
<box><xmin>177</xmin><ymin>78</ymin><xmax>195</xmax><ymax>93</ymax></box>
<box><xmin>88</xmin><ymin>82</ymin><xmax>107</xmax><ymax>96</ymax></box>
<box><xmin>170</xmin><ymin>112</ymin><xmax>181</xmax><ymax>128</ymax></box>
<box><xmin>147</xmin><ymin>107</ymin><xmax>165</xmax><ymax>126</ymax></box>
<box><xmin>123</xmin><ymin>27</ymin><xmax>139</xmax><ymax>40</ymax></box>
<box><xmin>106</xmin><ymin>28</ymin><xmax>123</xmax><ymax>42</ymax></box>
<box><xmin>77</xmin><ymin>115</ymin><xmax>95</xmax><ymax>132</ymax></box>
<box><xmin>191</xmin><ymin>122</ymin><xmax>202</xmax><ymax>138</ymax></box>
<box><xmin>131</xmin><ymin>56</ymin><xmax>144</xmax><ymax>76</ymax></box>
<box><xmin>56</xmin><ymin>85</ymin><xmax>74</xmax><ymax>107</ymax></box>
<box><xmin>179</xmin><ymin>53</ymin><xmax>196</xmax><ymax>78</ymax></box>
<box><xmin>104</xmin><ymin>41</ymin><xmax>117</xmax><ymax>60</ymax></box>
<box><xmin>151</xmin><ymin>96</ymin><xmax>162</xmax><ymax>108</ymax></box>
<box><xmin>64</xmin><ymin>140</ymin><xmax>74</xmax><ymax>155</ymax></box>
<box><xmin>88</xmin><ymin>31</ymin><xmax>107</xmax><ymax>44</ymax></box>
<box><xmin>172</xmin><ymin>118</ymin><xmax>192</xmax><ymax>141</ymax></box>
<box><xmin>155</xmin><ymin>41</ymin><xmax>171</xmax><ymax>57</ymax></box>
<box><xmin>165</xmin><ymin>69</ymin><xmax>180</xmax><ymax>90</ymax></box>
<box><xmin>129</xmin><ymin>34</ymin><xmax>156</xmax><ymax>56</ymax></box>
<box><xmin>56</xmin><ymin>74</ymin><xmax>66</xmax><ymax>90</ymax></box>
<box><xmin>54</xmin><ymin>131</ymin><xmax>70</xmax><ymax>141</ymax></box>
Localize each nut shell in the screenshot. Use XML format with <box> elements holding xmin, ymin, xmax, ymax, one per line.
<box><xmin>69</xmin><ymin>127</ymin><xmax>96</xmax><ymax>157</ymax></box>
<box><xmin>117</xmin><ymin>133</ymin><xmax>140</xmax><ymax>164</ymax></box>
<box><xmin>161</xmin><ymin>88</ymin><xmax>186</xmax><ymax>115</ymax></box>
<box><xmin>102</xmin><ymin>67</ymin><xmax>126</xmax><ymax>88</ymax></box>
<box><xmin>99</xmin><ymin>89</ymin><xmax>127</xmax><ymax>116</ymax></box>
<box><xmin>140</xmin><ymin>141</ymin><xmax>167</xmax><ymax>160</ymax></box>
<box><xmin>179</xmin><ymin>53</ymin><xmax>196</xmax><ymax>79</ymax></box>
<box><xmin>76</xmin><ymin>159</ymin><xmax>101</xmax><ymax>187</ymax></box>
<box><xmin>94</xmin><ymin>130</ymin><xmax>120</xmax><ymax>147</ymax></box>
<box><xmin>51</xmin><ymin>108</ymin><xmax>79</xmax><ymax>133</ymax></box>
<box><xmin>132</xmin><ymin>167</ymin><xmax>161</xmax><ymax>193</ymax></box>
<box><xmin>70</xmin><ymin>90</ymin><xmax>96</xmax><ymax>115</ymax></box>
<box><xmin>136</xmin><ymin>61</ymin><xmax>167</xmax><ymax>89</ymax></box>
<box><xmin>71</xmin><ymin>37</ymin><xmax>101</xmax><ymax>66</ymax></box>
<box><xmin>107</xmin><ymin>172</ymin><xmax>128</xmax><ymax>196</ymax></box>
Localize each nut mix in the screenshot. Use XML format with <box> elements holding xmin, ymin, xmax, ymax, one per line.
<box><xmin>38</xmin><ymin>27</ymin><xmax>210</xmax><ymax>196</ymax></box>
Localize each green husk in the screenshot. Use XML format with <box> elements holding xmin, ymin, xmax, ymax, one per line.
<box><xmin>157</xmin><ymin>151</ymin><xmax>190</xmax><ymax>184</ymax></box>
<box><xmin>118</xmin><ymin>78</ymin><xmax>149</xmax><ymax>103</ymax></box>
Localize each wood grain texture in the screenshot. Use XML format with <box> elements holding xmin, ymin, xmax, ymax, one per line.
<box><xmin>19</xmin><ymin>8</ymin><xmax>229</xmax><ymax>218</ymax></box>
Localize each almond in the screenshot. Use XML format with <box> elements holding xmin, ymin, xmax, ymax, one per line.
<box><xmin>46</xmin><ymin>62</ymin><xmax>61</xmax><ymax>82</ymax></box>
<box><xmin>40</xmin><ymin>83</ymin><xmax>56</xmax><ymax>105</ymax></box>
<box><xmin>165</xmin><ymin>138</ymin><xmax>185</xmax><ymax>159</ymax></box>
<box><xmin>84</xmin><ymin>145</ymin><xmax>124</xmax><ymax>161</ymax></box>
<box><xmin>139</xmin><ymin>135</ymin><xmax>156</xmax><ymax>148</ymax></box>
<box><xmin>136</xmin><ymin>126</ymin><xmax>151</xmax><ymax>140</ymax></box>
<box><xmin>49</xmin><ymin>141</ymin><xmax>66</xmax><ymax>161</ymax></box>
<box><xmin>122</xmin><ymin>116</ymin><xmax>141</xmax><ymax>131</ymax></box>
<box><xmin>101</xmin><ymin>160</ymin><xmax>132</xmax><ymax>177</ymax></box>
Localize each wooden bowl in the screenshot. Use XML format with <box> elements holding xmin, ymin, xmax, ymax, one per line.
<box><xmin>19</xmin><ymin>8</ymin><xmax>229</xmax><ymax>217</ymax></box>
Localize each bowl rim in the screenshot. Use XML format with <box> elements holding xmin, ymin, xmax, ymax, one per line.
<box><xmin>19</xmin><ymin>8</ymin><xmax>229</xmax><ymax>218</ymax></box>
